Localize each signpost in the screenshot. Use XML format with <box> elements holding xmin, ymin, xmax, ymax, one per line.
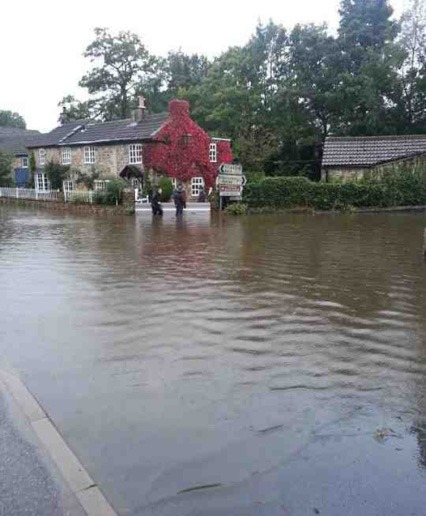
<box><xmin>217</xmin><ymin>163</ymin><xmax>245</xmax><ymax>209</ymax></box>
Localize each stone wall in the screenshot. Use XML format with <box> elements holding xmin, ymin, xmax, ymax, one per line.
<box><xmin>34</xmin><ymin>144</ymin><xmax>142</xmax><ymax>178</ymax></box>
<box><xmin>322</xmin><ymin>156</ymin><xmax>426</xmax><ymax>182</ymax></box>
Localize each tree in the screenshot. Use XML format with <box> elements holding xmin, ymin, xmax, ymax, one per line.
<box><xmin>397</xmin><ymin>0</ymin><xmax>426</xmax><ymax>130</ymax></box>
<box><xmin>0</xmin><ymin>110</ymin><xmax>26</xmax><ymax>128</ymax></box>
<box><xmin>0</xmin><ymin>152</ymin><xmax>13</xmax><ymax>186</ymax></box>
<box><xmin>57</xmin><ymin>95</ymin><xmax>93</xmax><ymax>123</ymax></box>
<box><xmin>335</xmin><ymin>0</ymin><xmax>403</xmax><ymax>135</ymax></box>
<box><xmin>166</xmin><ymin>50</ymin><xmax>210</xmax><ymax>93</ymax></box>
<box><xmin>76</xmin><ymin>27</ymin><xmax>157</xmax><ymax>120</ymax></box>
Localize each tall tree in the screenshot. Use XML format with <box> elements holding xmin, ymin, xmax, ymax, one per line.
<box><xmin>0</xmin><ymin>110</ymin><xmax>26</xmax><ymax>128</ymax></box>
<box><xmin>335</xmin><ymin>0</ymin><xmax>403</xmax><ymax>135</ymax></box>
<box><xmin>78</xmin><ymin>27</ymin><xmax>156</xmax><ymax>120</ymax></box>
<box><xmin>167</xmin><ymin>50</ymin><xmax>210</xmax><ymax>93</ymax></box>
<box><xmin>397</xmin><ymin>0</ymin><xmax>426</xmax><ymax>130</ymax></box>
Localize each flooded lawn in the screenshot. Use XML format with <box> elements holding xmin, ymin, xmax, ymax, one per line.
<box><xmin>1</xmin><ymin>206</ymin><xmax>426</xmax><ymax>515</ymax></box>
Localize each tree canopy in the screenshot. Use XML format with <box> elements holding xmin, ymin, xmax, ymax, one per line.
<box><xmin>60</xmin><ymin>0</ymin><xmax>426</xmax><ymax>178</ymax></box>
<box><xmin>0</xmin><ymin>110</ymin><xmax>26</xmax><ymax>129</ymax></box>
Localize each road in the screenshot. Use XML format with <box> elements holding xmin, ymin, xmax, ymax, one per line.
<box><xmin>0</xmin><ymin>380</ymin><xmax>85</xmax><ymax>516</ymax></box>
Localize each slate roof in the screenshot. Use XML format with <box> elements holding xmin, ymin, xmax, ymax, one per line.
<box><xmin>26</xmin><ymin>120</ymin><xmax>91</xmax><ymax>148</ymax></box>
<box><xmin>0</xmin><ymin>128</ymin><xmax>40</xmax><ymax>155</ymax></box>
<box><xmin>322</xmin><ymin>135</ymin><xmax>426</xmax><ymax>168</ymax></box>
<box><xmin>26</xmin><ymin>113</ymin><xmax>169</xmax><ymax>148</ymax></box>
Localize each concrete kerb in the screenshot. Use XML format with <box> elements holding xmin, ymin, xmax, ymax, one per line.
<box><xmin>0</xmin><ymin>369</ymin><xmax>118</xmax><ymax>516</ymax></box>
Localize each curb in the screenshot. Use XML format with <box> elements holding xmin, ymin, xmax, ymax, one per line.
<box><xmin>0</xmin><ymin>369</ymin><xmax>118</xmax><ymax>516</ymax></box>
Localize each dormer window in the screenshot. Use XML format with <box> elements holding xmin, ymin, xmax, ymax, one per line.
<box><xmin>209</xmin><ymin>143</ymin><xmax>217</xmax><ymax>163</ymax></box>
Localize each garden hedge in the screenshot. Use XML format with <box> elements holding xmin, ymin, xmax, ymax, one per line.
<box><xmin>243</xmin><ymin>170</ymin><xmax>426</xmax><ymax>210</ymax></box>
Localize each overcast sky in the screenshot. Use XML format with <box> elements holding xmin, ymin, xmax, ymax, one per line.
<box><xmin>1</xmin><ymin>0</ymin><xmax>405</xmax><ymax>132</ymax></box>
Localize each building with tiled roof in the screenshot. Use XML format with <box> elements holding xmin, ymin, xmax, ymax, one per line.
<box><xmin>0</xmin><ymin>128</ymin><xmax>40</xmax><ymax>186</ymax></box>
<box><xmin>27</xmin><ymin>98</ymin><xmax>232</xmax><ymax>198</ymax></box>
<box><xmin>321</xmin><ymin>135</ymin><xmax>426</xmax><ymax>181</ymax></box>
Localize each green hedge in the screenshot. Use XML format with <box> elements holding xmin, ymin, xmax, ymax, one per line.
<box><xmin>243</xmin><ymin>170</ymin><xmax>426</xmax><ymax>210</ymax></box>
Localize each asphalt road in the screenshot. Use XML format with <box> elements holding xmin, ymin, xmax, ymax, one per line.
<box><xmin>0</xmin><ymin>382</ymin><xmax>85</xmax><ymax>516</ymax></box>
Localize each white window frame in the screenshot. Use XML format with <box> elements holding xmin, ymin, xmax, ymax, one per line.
<box><xmin>62</xmin><ymin>148</ymin><xmax>71</xmax><ymax>165</ymax></box>
<box><xmin>84</xmin><ymin>146</ymin><xmax>96</xmax><ymax>164</ymax></box>
<box><xmin>209</xmin><ymin>142</ymin><xmax>217</xmax><ymax>163</ymax></box>
<box><xmin>63</xmin><ymin>180</ymin><xmax>74</xmax><ymax>193</ymax></box>
<box><xmin>94</xmin><ymin>180</ymin><xmax>109</xmax><ymax>191</ymax></box>
<box><xmin>35</xmin><ymin>173</ymin><xmax>50</xmax><ymax>192</ymax></box>
<box><xmin>39</xmin><ymin>148</ymin><xmax>46</xmax><ymax>166</ymax></box>
<box><xmin>171</xmin><ymin>178</ymin><xmax>177</xmax><ymax>190</ymax></box>
<box><xmin>191</xmin><ymin>177</ymin><xmax>204</xmax><ymax>197</ymax></box>
<box><xmin>21</xmin><ymin>157</ymin><xmax>29</xmax><ymax>168</ymax></box>
<box><xmin>129</xmin><ymin>143</ymin><xmax>142</xmax><ymax>164</ymax></box>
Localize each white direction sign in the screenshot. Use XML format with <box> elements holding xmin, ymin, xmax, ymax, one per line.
<box><xmin>218</xmin><ymin>163</ymin><xmax>243</xmax><ymax>176</ymax></box>
<box><xmin>218</xmin><ymin>163</ymin><xmax>244</xmax><ymax>197</ymax></box>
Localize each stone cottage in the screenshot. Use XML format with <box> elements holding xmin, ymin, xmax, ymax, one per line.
<box><xmin>321</xmin><ymin>135</ymin><xmax>426</xmax><ymax>182</ymax></box>
<box><xmin>27</xmin><ymin>98</ymin><xmax>233</xmax><ymax>198</ymax></box>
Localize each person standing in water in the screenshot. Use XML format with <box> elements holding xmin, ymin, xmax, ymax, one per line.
<box><xmin>151</xmin><ymin>187</ymin><xmax>163</xmax><ymax>216</ymax></box>
<box><xmin>173</xmin><ymin>184</ymin><xmax>186</xmax><ymax>217</ymax></box>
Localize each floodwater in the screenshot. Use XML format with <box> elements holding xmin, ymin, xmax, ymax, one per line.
<box><xmin>1</xmin><ymin>206</ymin><xmax>426</xmax><ymax>516</ymax></box>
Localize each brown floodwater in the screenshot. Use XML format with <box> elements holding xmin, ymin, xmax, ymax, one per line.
<box><xmin>1</xmin><ymin>205</ymin><xmax>426</xmax><ymax>515</ymax></box>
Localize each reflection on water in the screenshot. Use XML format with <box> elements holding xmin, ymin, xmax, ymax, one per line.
<box><xmin>0</xmin><ymin>206</ymin><xmax>426</xmax><ymax>515</ymax></box>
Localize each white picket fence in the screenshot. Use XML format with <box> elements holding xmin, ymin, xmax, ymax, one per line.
<box><xmin>63</xmin><ymin>190</ymin><xmax>95</xmax><ymax>203</ymax></box>
<box><xmin>0</xmin><ymin>187</ymin><xmax>60</xmax><ymax>201</ymax></box>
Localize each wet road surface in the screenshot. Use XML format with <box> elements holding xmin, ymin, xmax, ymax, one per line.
<box><xmin>0</xmin><ymin>206</ymin><xmax>426</xmax><ymax>515</ymax></box>
<box><xmin>0</xmin><ymin>381</ymin><xmax>85</xmax><ymax>516</ymax></box>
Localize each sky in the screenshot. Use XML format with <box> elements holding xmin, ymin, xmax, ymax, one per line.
<box><xmin>1</xmin><ymin>0</ymin><xmax>405</xmax><ymax>132</ymax></box>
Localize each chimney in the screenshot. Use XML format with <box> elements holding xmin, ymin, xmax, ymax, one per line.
<box><xmin>132</xmin><ymin>95</ymin><xmax>146</xmax><ymax>122</ymax></box>
<box><xmin>59</xmin><ymin>107</ymin><xmax>67</xmax><ymax>125</ymax></box>
<box><xmin>169</xmin><ymin>99</ymin><xmax>190</xmax><ymax>119</ymax></box>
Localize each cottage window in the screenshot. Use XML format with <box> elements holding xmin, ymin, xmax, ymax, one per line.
<box><xmin>62</xmin><ymin>148</ymin><xmax>71</xmax><ymax>165</ymax></box>
<box><xmin>209</xmin><ymin>143</ymin><xmax>217</xmax><ymax>163</ymax></box>
<box><xmin>39</xmin><ymin>149</ymin><xmax>46</xmax><ymax>166</ymax></box>
<box><xmin>63</xmin><ymin>180</ymin><xmax>74</xmax><ymax>193</ymax></box>
<box><xmin>191</xmin><ymin>177</ymin><xmax>204</xmax><ymax>197</ymax></box>
<box><xmin>21</xmin><ymin>157</ymin><xmax>29</xmax><ymax>168</ymax></box>
<box><xmin>35</xmin><ymin>173</ymin><xmax>50</xmax><ymax>192</ymax></box>
<box><xmin>84</xmin><ymin>146</ymin><xmax>96</xmax><ymax>164</ymax></box>
<box><xmin>94</xmin><ymin>180</ymin><xmax>109</xmax><ymax>191</ymax></box>
<box><xmin>171</xmin><ymin>178</ymin><xmax>177</xmax><ymax>190</ymax></box>
<box><xmin>129</xmin><ymin>144</ymin><xmax>142</xmax><ymax>164</ymax></box>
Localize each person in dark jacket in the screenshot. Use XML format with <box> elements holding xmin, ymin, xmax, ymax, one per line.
<box><xmin>197</xmin><ymin>187</ymin><xmax>206</xmax><ymax>203</ymax></box>
<box><xmin>151</xmin><ymin>188</ymin><xmax>163</xmax><ymax>216</ymax></box>
<box><xmin>173</xmin><ymin>184</ymin><xmax>186</xmax><ymax>217</ymax></box>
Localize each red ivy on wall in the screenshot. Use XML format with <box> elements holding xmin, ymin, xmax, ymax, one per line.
<box><xmin>143</xmin><ymin>100</ymin><xmax>232</xmax><ymax>188</ymax></box>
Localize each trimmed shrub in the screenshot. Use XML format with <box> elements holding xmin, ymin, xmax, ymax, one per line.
<box><xmin>158</xmin><ymin>176</ymin><xmax>173</xmax><ymax>202</ymax></box>
<box><xmin>225</xmin><ymin>203</ymin><xmax>248</xmax><ymax>215</ymax></box>
<box><xmin>105</xmin><ymin>179</ymin><xmax>127</xmax><ymax>205</ymax></box>
<box><xmin>243</xmin><ymin>169</ymin><xmax>426</xmax><ymax>211</ymax></box>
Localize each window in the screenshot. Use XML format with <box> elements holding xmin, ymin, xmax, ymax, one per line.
<box><xmin>39</xmin><ymin>149</ymin><xmax>46</xmax><ymax>166</ymax></box>
<box><xmin>191</xmin><ymin>177</ymin><xmax>204</xmax><ymax>197</ymax></box>
<box><xmin>94</xmin><ymin>180</ymin><xmax>109</xmax><ymax>191</ymax></box>
<box><xmin>62</xmin><ymin>148</ymin><xmax>71</xmax><ymax>165</ymax></box>
<box><xmin>35</xmin><ymin>173</ymin><xmax>50</xmax><ymax>192</ymax></box>
<box><xmin>84</xmin><ymin>146</ymin><xmax>96</xmax><ymax>164</ymax></box>
<box><xmin>21</xmin><ymin>157</ymin><xmax>29</xmax><ymax>168</ymax></box>
<box><xmin>129</xmin><ymin>144</ymin><xmax>142</xmax><ymax>164</ymax></box>
<box><xmin>171</xmin><ymin>178</ymin><xmax>177</xmax><ymax>190</ymax></box>
<box><xmin>63</xmin><ymin>180</ymin><xmax>74</xmax><ymax>193</ymax></box>
<box><xmin>209</xmin><ymin>143</ymin><xmax>217</xmax><ymax>163</ymax></box>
